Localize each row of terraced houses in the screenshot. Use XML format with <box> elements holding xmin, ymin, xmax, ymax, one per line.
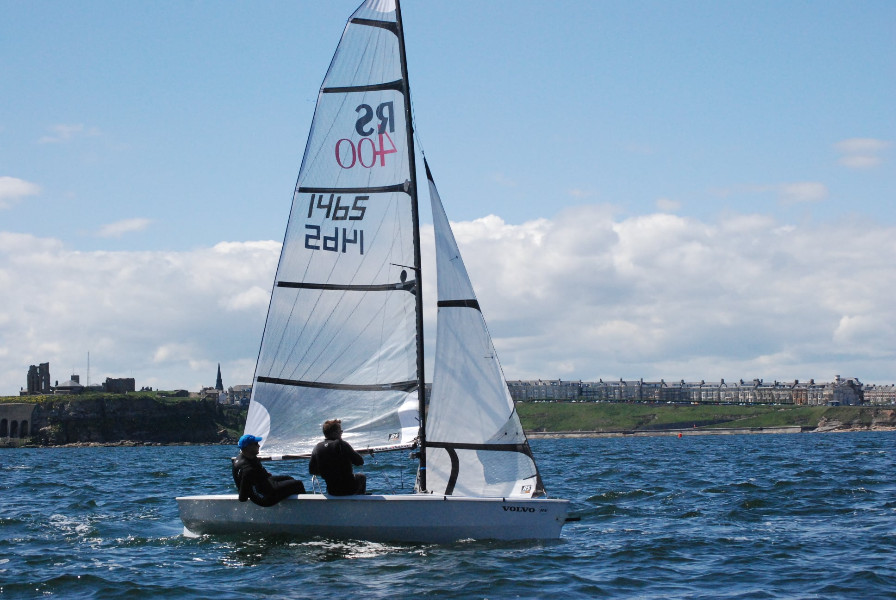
<box><xmin>17</xmin><ymin>362</ymin><xmax>895</xmax><ymax>407</ymax></box>
<box><xmin>506</xmin><ymin>375</ymin><xmax>896</xmax><ymax>406</ymax></box>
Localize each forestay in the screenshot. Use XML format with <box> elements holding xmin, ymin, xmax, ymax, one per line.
<box><xmin>245</xmin><ymin>0</ymin><xmax>419</xmax><ymax>458</ymax></box>
<box><xmin>423</xmin><ymin>162</ymin><xmax>544</xmax><ymax>498</ymax></box>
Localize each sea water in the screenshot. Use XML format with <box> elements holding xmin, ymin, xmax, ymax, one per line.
<box><xmin>1</xmin><ymin>433</ymin><xmax>893</xmax><ymax>599</ymax></box>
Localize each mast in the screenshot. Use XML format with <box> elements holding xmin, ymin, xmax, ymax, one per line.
<box><xmin>394</xmin><ymin>0</ymin><xmax>426</xmax><ymax>491</ymax></box>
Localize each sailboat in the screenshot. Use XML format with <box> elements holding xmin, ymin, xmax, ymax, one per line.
<box><xmin>177</xmin><ymin>0</ymin><xmax>569</xmax><ymax>543</ymax></box>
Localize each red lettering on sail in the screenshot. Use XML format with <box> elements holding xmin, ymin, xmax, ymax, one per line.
<box><xmin>333</xmin><ymin>133</ymin><xmax>397</xmax><ymax>169</ymax></box>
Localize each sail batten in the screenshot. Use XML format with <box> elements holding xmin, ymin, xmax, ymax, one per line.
<box><xmin>297</xmin><ymin>184</ymin><xmax>409</xmax><ymax>194</ymax></box>
<box><xmin>276</xmin><ymin>281</ymin><xmax>415</xmax><ymax>292</ymax></box>
<box><xmin>323</xmin><ymin>80</ymin><xmax>404</xmax><ymax>95</ymax></box>
<box><xmin>351</xmin><ymin>17</ymin><xmax>399</xmax><ymax>33</ymax></box>
<box><xmin>427</xmin><ymin>441</ymin><xmax>532</xmax><ymax>453</ymax></box>
<box><xmin>437</xmin><ymin>299</ymin><xmax>481</xmax><ymax>311</ymax></box>
<box><xmin>256</xmin><ymin>376</ymin><xmax>416</xmax><ymax>392</ymax></box>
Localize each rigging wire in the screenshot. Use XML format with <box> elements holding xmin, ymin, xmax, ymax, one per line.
<box><xmin>368</xmin><ymin>451</ymin><xmax>397</xmax><ymax>494</ymax></box>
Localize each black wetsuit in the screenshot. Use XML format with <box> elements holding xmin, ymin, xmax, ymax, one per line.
<box><xmin>308</xmin><ymin>438</ymin><xmax>366</xmax><ymax>496</ymax></box>
<box><xmin>231</xmin><ymin>453</ymin><xmax>305</xmax><ymax>507</ymax></box>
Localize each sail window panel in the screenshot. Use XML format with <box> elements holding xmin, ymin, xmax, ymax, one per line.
<box><xmin>323</xmin><ymin>19</ymin><xmax>401</xmax><ymax>91</ymax></box>
<box><xmin>426</xmin><ymin>447</ymin><xmax>538</xmax><ymax>498</ymax></box>
<box><xmin>296</xmin><ymin>90</ymin><xmax>409</xmax><ymax>191</ymax></box>
<box><xmin>276</xmin><ymin>190</ymin><xmax>414</xmax><ymax>288</ymax></box>
<box><xmin>258</xmin><ymin>287</ymin><xmax>415</xmax><ymax>386</ymax></box>
<box><xmin>467</xmin><ymin>449</ymin><xmax>538</xmax><ymax>497</ymax></box>
<box><xmin>425</xmin><ymin>447</ymin><xmax>453</xmax><ymax>494</ymax></box>
<box><xmin>246</xmin><ymin>381</ymin><xmax>413</xmax><ymax>456</ymax></box>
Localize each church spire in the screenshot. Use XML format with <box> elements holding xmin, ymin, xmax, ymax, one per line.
<box><xmin>215</xmin><ymin>363</ymin><xmax>223</xmax><ymax>391</ymax></box>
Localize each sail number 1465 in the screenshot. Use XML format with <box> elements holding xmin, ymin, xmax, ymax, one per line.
<box><xmin>305</xmin><ymin>193</ymin><xmax>367</xmax><ymax>255</ymax></box>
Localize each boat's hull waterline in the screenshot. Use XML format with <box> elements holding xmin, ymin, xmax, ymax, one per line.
<box><xmin>177</xmin><ymin>494</ymin><xmax>569</xmax><ymax>543</ymax></box>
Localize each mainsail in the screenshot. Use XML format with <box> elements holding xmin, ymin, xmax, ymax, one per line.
<box><xmin>244</xmin><ymin>0</ymin><xmax>545</xmax><ymax>499</ymax></box>
<box><xmin>245</xmin><ymin>0</ymin><xmax>420</xmax><ymax>457</ymax></box>
<box><xmin>424</xmin><ymin>162</ymin><xmax>544</xmax><ymax>498</ymax></box>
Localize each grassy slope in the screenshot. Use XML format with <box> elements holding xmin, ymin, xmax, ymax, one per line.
<box><xmin>3</xmin><ymin>394</ymin><xmax>887</xmax><ymax>435</ymax></box>
<box><xmin>515</xmin><ymin>402</ymin><xmax>869</xmax><ymax>432</ymax></box>
<box><xmin>0</xmin><ymin>391</ymin><xmax>185</xmax><ymax>404</ymax></box>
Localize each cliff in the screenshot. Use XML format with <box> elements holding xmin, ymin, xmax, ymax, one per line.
<box><xmin>3</xmin><ymin>394</ymin><xmax>246</xmax><ymax>446</ymax></box>
<box><xmin>2</xmin><ymin>396</ymin><xmax>893</xmax><ymax>447</ymax></box>
<box><xmin>813</xmin><ymin>407</ymin><xmax>896</xmax><ymax>432</ymax></box>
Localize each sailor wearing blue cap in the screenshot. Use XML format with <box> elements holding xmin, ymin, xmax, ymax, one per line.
<box><xmin>231</xmin><ymin>433</ymin><xmax>306</xmax><ymax>506</ymax></box>
<box><xmin>237</xmin><ymin>434</ymin><xmax>263</xmax><ymax>449</ymax></box>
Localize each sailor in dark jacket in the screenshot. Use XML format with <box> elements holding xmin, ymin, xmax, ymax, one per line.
<box><xmin>308</xmin><ymin>419</ymin><xmax>367</xmax><ymax>496</ymax></box>
<box><xmin>231</xmin><ymin>434</ymin><xmax>305</xmax><ymax>507</ymax></box>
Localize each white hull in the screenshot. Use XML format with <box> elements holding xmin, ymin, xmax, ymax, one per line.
<box><xmin>177</xmin><ymin>493</ymin><xmax>569</xmax><ymax>543</ymax></box>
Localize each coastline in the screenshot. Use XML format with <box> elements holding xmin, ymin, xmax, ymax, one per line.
<box><xmin>526</xmin><ymin>424</ymin><xmax>896</xmax><ymax>439</ymax></box>
<box><xmin>4</xmin><ymin>425</ymin><xmax>896</xmax><ymax>448</ymax></box>
<box><xmin>2</xmin><ymin>396</ymin><xmax>894</xmax><ymax>448</ymax></box>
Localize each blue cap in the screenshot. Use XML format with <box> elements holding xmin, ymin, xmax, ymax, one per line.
<box><xmin>238</xmin><ymin>434</ymin><xmax>263</xmax><ymax>449</ymax></box>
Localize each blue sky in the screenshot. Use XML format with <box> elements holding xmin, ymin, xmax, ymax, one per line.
<box><xmin>1</xmin><ymin>1</ymin><xmax>894</xmax><ymax>394</ymax></box>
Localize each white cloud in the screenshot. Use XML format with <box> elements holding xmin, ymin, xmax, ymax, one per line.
<box><xmin>568</xmin><ymin>188</ymin><xmax>595</xmax><ymax>199</ymax></box>
<box><xmin>835</xmin><ymin>137</ymin><xmax>891</xmax><ymax>169</ymax></box>
<box><xmin>655</xmin><ymin>197</ymin><xmax>680</xmax><ymax>212</ymax></box>
<box><xmin>3</xmin><ymin>209</ymin><xmax>896</xmax><ymax>396</ymax></box>
<box><xmin>0</xmin><ymin>176</ymin><xmax>41</xmax><ymax>209</ymax></box>
<box><xmin>153</xmin><ymin>342</ymin><xmax>197</xmax><ymax>364</ymax></box>
<box><xmin>425</xmin><ymin>208</ymin><xmax>896</xmax><ymax>385</ymax></box>
<box><xmin>38</xmin><ymin>124</ymin><xmax>101</xmax><ymax>144</ymax></box>
<box><xmin>490</xmin><ymin>172</ymin><xmax>517</xmax><ymax>188</ymax></box>
<box><xmin>833</xmin><ymin>315</ymin><xmax>879</xmax><ymax>347</ymax></box>
<box><xmin>222</xmin><ymin>286</ymin><xmax>270</xmax><ymax>312</ymax></box>
<box><xmin>0</xmin><ymin>234</ymin><xmax>280</xmax><ymax>394</ymax></box>
<box><xmin>96</xmin><ymin>218</ymin><xmax>153</xmax><ymax>238</ymax></box>
<box><xmin>711</xmin><ymin>182</ymin><xmax>828</xmax><ymax>204</ymax></box>
<box><xmin>839</xmin><ymin>155</ymin><xmax>880</xmax><ymax>169</ymax></box>
<box><xmin>778</xmin><ymin>181</ymin><xmax>827</xmax><ymax>204</ymax></box>
<box><xmin>835</xmin><ymin>139</ymin><xmax>889</xmax><ymax>154</ymax></box>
